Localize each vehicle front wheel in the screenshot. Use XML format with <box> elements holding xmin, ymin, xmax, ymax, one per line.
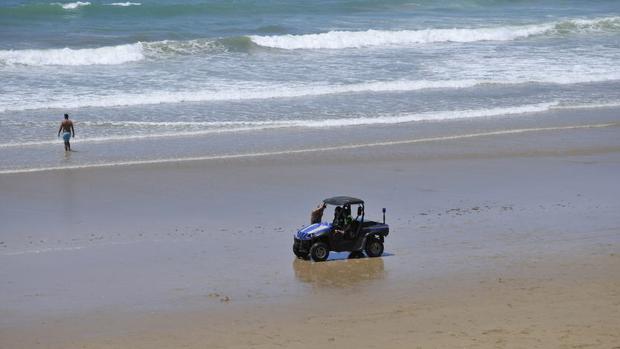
<box><xmin>293</xmin><ymin>243</ymin><xmax>309</xmax><ymax>259</ymax></box>
<box><xmin>365</xmin><ymin>238</ymin><xmax>384</xmax><ymax>258</ymax></box>
<box><xmin>309</xmin><ymin>242</ymin><xmax>330</xmax><ymax>262</ymax></box>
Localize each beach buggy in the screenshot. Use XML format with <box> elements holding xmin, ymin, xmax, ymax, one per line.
<box><xmin>293</xmin><ymin>196</ymin><xmax>389</xmax><ymax>262</ymax></box>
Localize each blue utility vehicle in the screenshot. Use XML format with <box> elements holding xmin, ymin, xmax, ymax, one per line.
<box><xmin>293</xmin><ymin>196</ymin><xmax>389</xmax><ymax>262</ymax></box>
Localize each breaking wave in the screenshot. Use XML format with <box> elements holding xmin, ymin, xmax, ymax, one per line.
<box><xmin>249</xmin><ymin>16</ymin><xmax>620</xmax><ymax>49</ymax></box>
<box><xmin>52</xmin><ymin>2</ymin><xmax>91</xmax><ymax>10</ymax></box>
<box><xmin>0</xmin><ymin>43</ymin><xmax>143</xmax><ymax>66</ymax></box>
<box><xmin>1</xmin><ymin>16</ymin><xmax>618</xmax><ymax>66</ymax></box>
<box><xmin>0</xmin><ymin>39</ymin><xmax>232</xmax><ymax>66</ymax></box>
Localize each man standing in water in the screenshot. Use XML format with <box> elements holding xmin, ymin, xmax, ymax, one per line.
<box><xmin>57</xmin><ymin>113</ymin><xmax>75</xmax><ymax>151</ymax></box>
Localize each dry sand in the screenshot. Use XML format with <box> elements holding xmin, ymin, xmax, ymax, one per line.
<box><xmin>1</xmin><ymin>121</ymin><xmax>619</xmax><ymax>348</ymax></box>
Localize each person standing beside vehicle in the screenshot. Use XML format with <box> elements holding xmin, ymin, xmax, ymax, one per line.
<box><xmin>310</xmin><ymin>202</ymin><xmax>327</xmax><ymax>224</ymax></box>
<box><xmin>57</xmin><ymin>113</ymin><xmax>75</xmax><ymax>151</ymax></box>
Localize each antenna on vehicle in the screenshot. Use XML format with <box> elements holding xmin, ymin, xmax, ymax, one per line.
<box><xmin>382</xmin><ymin>208</ymin><xmax>386</xmax><ymax>224</ymax></box>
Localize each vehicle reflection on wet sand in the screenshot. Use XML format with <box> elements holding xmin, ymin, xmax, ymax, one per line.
<box><xmin>292</xmin><ymin>256</ymin><xmax>385</xmax><ymax>288</ymax></box>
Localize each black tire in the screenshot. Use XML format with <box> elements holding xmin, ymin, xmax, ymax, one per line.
<box><xmin>365</xmin><ymin>238</ymin><xmax>384</xmax><ymax>258</ymax></box>
<box><xmin>293</xmin><ymin>243</ymin><xmax>309</xmax><ymax>259</ymax></box>
<box><xmin>309</xmin><ymin>242</ymin><xmax>330</xmax><ymax>262</ymax></box>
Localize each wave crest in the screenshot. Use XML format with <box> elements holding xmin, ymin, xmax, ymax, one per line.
<box><xmin>3</xmin><ymin>16</ymin><xmax>618</xmax><ymax>66</ymax></box>
<box><xmin>249</xmin><ymin>16</ymin><xmax>620</xmax><ymax>49</ymax></box>
<box><xmin>107</xmin><ymin>2</ymin><xmax>141</xmax><ymax>6</ymax></box>
<box><xmin>52</xmin><ymin>2</ymin><xmax>91</xmax><ymax>10</ymax></box>
<box><xmin>0</xmin><ymin>43</ymin><xmax>144</xmax><ymax>66</ymax></box>
<box><xmin>0</xmin><ymin>38</ymin><xmax>238</xmax><ymax>66</ymax></box>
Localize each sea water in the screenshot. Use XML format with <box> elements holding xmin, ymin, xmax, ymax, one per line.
<box><xmin>1</xmin><ymin>0</ymin><xmax>619</xmax><ymax>172</ymax></box>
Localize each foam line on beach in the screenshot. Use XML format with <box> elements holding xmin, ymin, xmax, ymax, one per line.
<box><xmin>3</xmin><ymin>101</ymin><xmax>620</xmax><ymax>149</ymax></box>
<box><xmin>0</xmin><ymin>123</ymin><xmax>615</xmax><ymax>175</ymax></box>
<box><xmin>0</xmin><ymin>102</ymin><xmax>561</xmax><ymax>148</ymax></box>
<box><xmin>0</xmin><ymin>125</ymin><xmax>274</xmax><ymax>148</ymax></box>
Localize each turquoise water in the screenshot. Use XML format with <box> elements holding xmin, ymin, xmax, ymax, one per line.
<box><xmin>1</xmin><ymin>0</ymin><xmax>620</xmax><ymax>171</ymax></box>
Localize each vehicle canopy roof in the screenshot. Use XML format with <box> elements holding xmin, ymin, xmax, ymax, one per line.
<box><xmin>323</xmin><ymin>196</ymin><xmax>364</xmax><ymax>206</ymax></box>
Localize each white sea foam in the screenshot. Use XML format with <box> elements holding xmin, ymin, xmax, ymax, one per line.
<box><xmin>44</xmin><ymin>101</ymin><xmax>541</xmax><ymax>132</ymax></box>
<box><xmin>107</xmin><ymin>2</ymin><xmax>141</xmax><ymax>6</ymax></box>
<box><xmin>3</xmin><ymin>72</ymin><xmax>620</xmax><ymax>113</ymax></box>
<box><xmin>6</xmin><ymin>99</ymin><xmax>618</xmax><ymax>134</ymax></box>
<box><xmin>0</xmin><ymin>39</ymin><xmax>224</xmax><ymax>66</ymax></box>
<box><xmin>0</xmin><ymin>43</ymin><xmax>144</xmax><ymax>66</ymax></box>
<box><xmin>555</xmin><ymin>101</ymin><xmax>620</xmax><ymax>110</ymax></box>
<box><xmin>0</xmin><ymin>123</ymin><xmax>614</xmax><ymax>175</ymax></box>
<box><xmin>556</xmin><ymin>16</ymin><xmax>620</xmax><ymax>31</ymax></box>
<box><xmin>0</xmin><ymin>79</ymin><xmax>477</xmax><ymax>111</ymax></box>
<box><xmin>302</xmin><ymin>102</ymin><xmax>559</xmax><ymax>127</ymax></box>
<box><xmin>52</xmin><ymin>1</ymin><xmax>91</xmax><ymax>10</ymax></box>
<box><xmin>250</xmin><ymin>25</ymin><xmax>552</xmax><ymax>49</ymax></box>
<box><xmin>142</xmin><ymin>39</ymin><xmax>222</xmax><ymax>56</ymax></box>
<box><xmin>249</xmin><ymin>16</ymin><xmax>620</xmax><ymax>49</ymax></box>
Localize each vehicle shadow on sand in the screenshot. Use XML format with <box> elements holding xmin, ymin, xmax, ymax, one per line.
<box><xmin>325</xmin><ymin>251</ymin><xmax>394</xmax><ymax>261</ymax></box>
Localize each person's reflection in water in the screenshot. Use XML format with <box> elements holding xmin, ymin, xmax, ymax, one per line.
<box><xmin>292</xmin><ymin>257</ymin><xmax>385</xmax><ymax>288</ymax></box>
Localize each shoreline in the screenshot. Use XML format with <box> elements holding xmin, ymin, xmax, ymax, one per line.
<box><xmin>2</xmin><ymin>104</ymin><xmax>620</xmax><ymax>174</ymax></box>
<box><xmin>1</xmin><ymin>121</ymin><xmax>618</xmax><ymax>175</ymax></box>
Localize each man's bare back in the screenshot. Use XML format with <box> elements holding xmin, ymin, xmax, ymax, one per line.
<box><xmin>60</xmin><ymin>119</ymin><xmax>73</xmax><ymax>132</ymax></box>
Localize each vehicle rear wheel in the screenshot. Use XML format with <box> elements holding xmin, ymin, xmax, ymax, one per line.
<box><xmin>293</xmin><ymin>243</ymin><xmax>309</xmax><ymax>259</ymax></box>
<box><xmin>309</xmin><ymin>242</ymin><xmax>330</xmax><ymax>262</ymax></box>
<box><xmin>365</xmin><ymin>238</ymin><xmax>384</xmax><ymax>257</ymax></box>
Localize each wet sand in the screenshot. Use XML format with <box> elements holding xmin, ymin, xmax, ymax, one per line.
<box><xmin>1</xmin><ymin>120</ymin><xmax>619</xmax><ymax>348</ymax></box>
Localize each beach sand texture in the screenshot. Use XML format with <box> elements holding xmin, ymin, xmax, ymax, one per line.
<box><xmin>1</xmin><ymin>120</ymin><xmax>619</xmax><ymax>348</ymax></box>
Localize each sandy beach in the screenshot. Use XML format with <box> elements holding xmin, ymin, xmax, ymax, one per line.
<box><xmin>1</xmin><ymin>114</ymin><xmax>619</xmax><ymax>348</ymax></box>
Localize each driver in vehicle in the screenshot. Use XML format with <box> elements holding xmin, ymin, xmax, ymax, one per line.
<box><xmin>333</xmin><ymin>206</ymin><xmax>344</xmax><ymax>227</ymax></box>
<box><xmin>333</xmin><ymin>205</ymin><xmax>354</xmax><ymax>239</ymax></box>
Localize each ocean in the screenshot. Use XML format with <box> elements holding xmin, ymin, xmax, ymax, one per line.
<box><xmin>1</xmin><ymin>0</ymin><xmax>619</xmax><ymax>173</ymax></box>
